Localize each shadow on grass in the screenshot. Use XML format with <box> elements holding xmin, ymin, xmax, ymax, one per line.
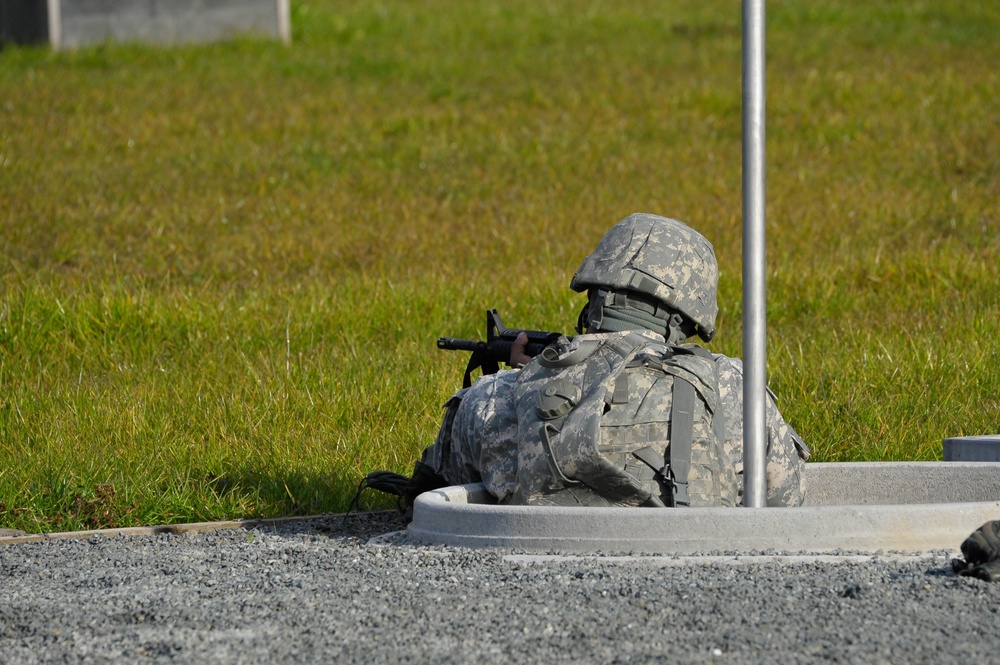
<box><xmin>202</xmin><ymin>464</ymin><xmax>403</xmax><ymax>520</ymax></box>
<box><xmin>1</xmin><ymin>465</ymin><xmax>405</xmax><ymax>534</ymax></box>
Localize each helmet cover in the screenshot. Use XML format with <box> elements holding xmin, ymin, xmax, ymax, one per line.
<box><xmin>569</xmin><ymin>213</ymin><xmax>719</xmax><ymax>341</ymax></box>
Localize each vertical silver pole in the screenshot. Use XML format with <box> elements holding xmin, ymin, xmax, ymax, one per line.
<box><xmin>742</xmin><ymin>0</ymin><xmax>768</xmax><ymax>507</ymax></box>
<box><xmin>276</xmin><ymin>0</ymin><xmax>292</xmax><ymax>45</ymax></box>
<box><xmin>47</xmin><ymin>0</ymin><xmax>62</xmax><ymax>50</ymax></box>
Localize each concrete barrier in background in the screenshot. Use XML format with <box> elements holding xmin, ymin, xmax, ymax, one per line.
<box><xmin>0</xmin><ymin>0</ymin><xmax>291</xmax><ymax>49</ymax></box>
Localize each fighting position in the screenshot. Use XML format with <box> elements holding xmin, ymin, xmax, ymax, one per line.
<box><xmin>361</xmin><ymin>213</ymin><xmax>810</xmax><ymax>513</ymax></box>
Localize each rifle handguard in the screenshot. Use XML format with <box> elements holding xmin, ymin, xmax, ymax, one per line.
<box><xmin>437</xmin><ymin>309</ymin><xmax>566</xmax><ymax>387</ymax></box>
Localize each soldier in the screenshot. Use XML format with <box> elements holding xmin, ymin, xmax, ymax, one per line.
<box><xmin>407</xmin><ymin>213</ymin><xmax>809</xmax><ymax>509</ymax></box>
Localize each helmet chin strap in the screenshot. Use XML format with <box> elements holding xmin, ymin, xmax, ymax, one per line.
<box><xmin>664</xmin><ymin>314</ymin><xmax>688</xmax><ymax>345</ymax></box>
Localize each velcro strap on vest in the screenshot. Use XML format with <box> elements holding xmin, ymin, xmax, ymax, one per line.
<box><xmin>632</xmin><ymin>446</ymin><xmax>667</xmax><ymax>476</ymax></box>
<box><xmin>612</xmin><ymin>374</ymin><xmax>630</xmax><ymax>404</ymax></box>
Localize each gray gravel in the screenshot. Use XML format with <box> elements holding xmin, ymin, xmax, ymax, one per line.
<box><xmin>2</xmin><ymin>511</ymin><xmax>998</xmax><ymax>664</ymax></box>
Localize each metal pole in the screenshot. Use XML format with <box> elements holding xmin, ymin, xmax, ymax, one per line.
<box><xmin>276</xmin><ymin>0</ymin><xmax>292</xmax><ymax>45</ymax></box>
<box><xmin>47</xmin><ymin>0</ymin><xmax>62</xmax><ymax>50</ymax></box>
<box><xmin>742</xmin><ymin>0</ymin><xmax>768</xmax><ymax>507</ymax></box>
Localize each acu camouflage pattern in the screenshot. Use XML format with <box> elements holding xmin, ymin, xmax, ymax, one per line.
<box><xmin>423</xmin><ymin>346</ymin><xmax>809</xmax><ymax>507</ymax></box>
<box><xmin>715</xmin><ymin>356</ymin><xmax>810</xmax><ymax>507</ymax></box>
<box><xmin>599</xmin><ymin>343</ymin><xmax>739</xmax><ymax>508</ymax></box>
<box><xmin>509</xmin><ymin>330</ymin><xmax>737</xmax><ymax>507</ymax></box>
<box><xmin>570</xmin><ymin>213</ymin><xmax>720</xmax><ymax>341</ymax></box>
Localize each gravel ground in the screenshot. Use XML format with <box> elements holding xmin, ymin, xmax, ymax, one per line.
<box><xmin>2</xmin><ymin>511</ymin><xmax>998</xmax><ymax>664</ymax></box>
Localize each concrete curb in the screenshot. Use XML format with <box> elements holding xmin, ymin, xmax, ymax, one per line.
<box><xmin>503</xmin><ymin>554</ymin><xmax>942</xmax><ymax>566</ymax></box>
<box><xmin>408</xmin><ymin>462</ymin><xmax>1000</xmax><ymax>555</ymax></box>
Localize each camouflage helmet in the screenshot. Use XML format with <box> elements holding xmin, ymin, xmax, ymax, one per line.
<box><xmin>570</xmin><ymin>213</ymin><xmax>719</xmax><ymax>341</ymax></box>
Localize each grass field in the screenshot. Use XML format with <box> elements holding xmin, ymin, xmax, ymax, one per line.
<box><xmin>1</xmin><ymin>0</ymin><xmax>997</xmax><ymax>532</ymax></box>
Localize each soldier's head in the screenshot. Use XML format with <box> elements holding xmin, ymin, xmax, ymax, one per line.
<box><xmin>569</xmin><ymin>213</ymin><xmax>719</xmax><ymax>344</ymax></box>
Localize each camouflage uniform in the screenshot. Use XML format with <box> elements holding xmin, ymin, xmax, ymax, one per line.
<box><xmin>422</xmin><ymin>344</ymin><xmax>810</xmax><ymax>507</ymax></box>
<box><xmin>421</xmin><ymin>213</ymin><xmax>809</xmax><ymax>507</ymax></box>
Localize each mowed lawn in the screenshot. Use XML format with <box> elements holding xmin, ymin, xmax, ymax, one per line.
<box><xmin>1</xmin><ymin>0</ymin><xmax>997</xmax><ymax>532</ymax></box>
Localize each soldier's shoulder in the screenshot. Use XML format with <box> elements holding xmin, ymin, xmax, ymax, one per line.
<box><xmin>711</xmin><ymin>353</ymin><xmax>743</xmax><ymax>372</ymax></box>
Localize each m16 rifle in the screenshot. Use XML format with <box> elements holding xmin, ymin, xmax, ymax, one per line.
<box><xmin>437</xmin><ymin>309</ymin><xmax>565</xmax><ymax>388</ymax></box>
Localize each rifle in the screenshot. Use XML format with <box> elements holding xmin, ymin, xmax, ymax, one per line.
<box><xmin>437</xmin><ymin>309</ymin><xmax>565</xmax><ymax>388</ymax></box>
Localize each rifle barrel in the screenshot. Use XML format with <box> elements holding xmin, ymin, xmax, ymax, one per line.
<box><xmin>436</xmin><ymin>337</ymin><xmax>486</xmax><ymax>352</ymax></box>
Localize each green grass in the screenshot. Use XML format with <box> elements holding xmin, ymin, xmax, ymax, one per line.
<box><xmin>1</xmin><ymin>0</ymin><xmax>997</xmax><ymax>532</ymax></box>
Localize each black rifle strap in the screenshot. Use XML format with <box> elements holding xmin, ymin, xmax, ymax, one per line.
<box><xmin>668</xmin><ymin>375</ymin><xmax>696</xmax><ymax>507</ymax></box>
<box><xmin>463</xmin><ymin>348</ymin><xmax>500</xmax><ymax>389</ymax></box>
<box><xmin>348</xmin><ymin>471</ymin><xmax>409</xmax><ymax>514</ymax></box>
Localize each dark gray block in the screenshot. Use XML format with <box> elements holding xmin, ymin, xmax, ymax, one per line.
<box><xmin>0</xmin><ymin>0</ymin><xmax>49</xmax><ymax>45</ymax></box>
<box><xmin>943</xmin><ymin>435</ymin><xmax>1000</xmax><ymax>462</ymax></box>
